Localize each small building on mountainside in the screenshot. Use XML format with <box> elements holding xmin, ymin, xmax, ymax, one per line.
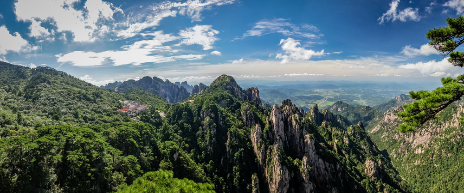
<box><xmin>118</xmin><ymin>100</ymin><xmax>148</xmax><ymax>115</ymax></box>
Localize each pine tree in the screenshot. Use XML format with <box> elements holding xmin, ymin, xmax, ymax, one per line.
<box><xmin>398</xmin><ymin>16</ymin><xmax>464</xmax><ymax>132</ymax></box>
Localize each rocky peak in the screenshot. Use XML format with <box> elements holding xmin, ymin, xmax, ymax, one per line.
<box><xmin>111</xmin><ymin>75</ymin><xmax>190</xmax><ymax>104</ymax></box>
<box><xmin>204</xmin><ymin>75</ymin><xmax>262</xmax><ymax>105</ymax></box>
<box><xmin>191</xmin><ymin>83</ymin><xmax>207</xmax><ymax>95</ymax></box>
<box><xmin>395</xmin><ymin>94</ymin><xmax>409</xmax><ymax>102</ymax></box>
<box><xmin>310</xmin><ymin>104</ymin><xmax>321</xmax><ymax>124</ymax></box>
<box><xmin>246</xmin><ymin>87</ymin><xmax>261</xmax><ymax>105</ymax></box>
<box><xmin>328</xmin><ymin>101</ymin><xmax>349</xmax><ymax>112</ymax></box>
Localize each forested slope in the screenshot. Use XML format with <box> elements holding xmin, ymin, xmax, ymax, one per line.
<box><xmin>0</xmin><ymin>62</ymin><xmax>405</xmax><ymax>192</ymax></box>
<box><xmin>368</xmin><ymin>103</ymin><xmax>464</xmax><ymax>192</ymax></box>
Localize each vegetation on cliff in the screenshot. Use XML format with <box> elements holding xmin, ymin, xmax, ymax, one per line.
<box><xmin>0</xmin><ymin>63</ymin><xmax>405</xmax><ymax>192</ymax></box>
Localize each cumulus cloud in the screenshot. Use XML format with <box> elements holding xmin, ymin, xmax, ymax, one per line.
<box><xmin>378</xmin><ymin>0</ymin><xmax>420</xmax><ymax>24</ymax></box>
<box><xmin>117</xmin><ymin>0</ymin><xmax>234</xmax><ymax>38</ymax></box>
<box><xmin>211</xmin><ymin>51</ymin><xmax>221</xmax><ymax>55</ymax></box>
<box><xmin>444</xmin><ymin>0</ymin><xmax>464</xmax><ymax>14</ymax></box>
<box><xmin>57</xmin><ymin>31</ymin><xmax>204</xmax><ymax>66</ymax></box>
<box><xmin>80</xmin><ymin>75</ymin><xmax>115</xmax><ymax>86</ymax></box>
<box><xmin>401</xmin><ymin>44</ymin><xmax>439</xmax><ymax>57</ymax></box>
<box><xmin>29</xmin><ymin>19</ymin><xmax>51</xmax><ymax>39</ymax></box>
<box><xmin>399</xmin><ymin>57</ymin><xmax>456</xmax><ymax>76</ymax></box>
<box><xmin>0</xmin><ymin>25</ymin><xmax>38</xmax><ymax>55</ymax></box>
<box><xmin>275</xmin><ymin>38</ymin><xmax>324</xmax><ymax>63</ymax></box>
<box><xmin>239</xmin><ymin>18</ymin><xmax>320</xmax><ymax>39</ymax></box>
<box><xmin>15</xmin><ymin>0</ymin><xmax>122</xmax><ymax>42</ymax></box>
<box><xmin>177</xmin><ymin>25</ymin><xmax>219</xmax><ymax>50</ymax></box>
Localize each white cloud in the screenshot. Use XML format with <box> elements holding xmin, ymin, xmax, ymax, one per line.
<box><xmin>275</xmin><ymin>38</ymin><xmax>324</xmax><ymax>63</ymax></box>
<box><xmin>29</xmin><ymin>63</ymin><xmax>37</xmax><ymax>68</ymax></box>
<box><xmin>332</xmin><ymin>51</ymin><xmax>342</xmax><ymax>54</ymax></box>
<box><xmin>211</xmin><ymin>51</ymin><xmax>221</xmax><ymax>55</ymax></box>
<box><xmin>177</xmin><ymin>0</ymin><xmax>235</xmax><ymax>21</ymax></box>
<box><xmin>401</xmin><ymin>44</ymin><xmax>439</xmax><ymax>57</ymax></box>
<box><xmin>29</xmin><ymin>19</ymin><xmax>53</xmax><ymax>41</ymax></box>
<box><xmin>374</xmin><ymin>73</ymin><xmax>401</xmax><ymax>76</ymax></box>
<box><xmin>172</xmin><ymin>54</ymin><xmax>205</xmax><ymax>60</ymax></box>
<box><xmin>126</xmin><ymin>31</ymin><xmax>179</xmax><ymax>50</ymax></box>
<box><xmin>0</xmin><ymin>25</ymin><xmax>38</xmax><ymax>55</ymax></box>
<box><xmin>116</xmin><ymin>0</ymin><xmax>234</xmax><ymax>38</ymax></box>
<box><xmin>80</xmin><ymin>75</ymin><xmax>115</xmax><ymax>86</ymax></box>
<box><xmin>444</xmin><ymin>0</ymin><xmax>464</xmax><ymax>14</ymax></box>
<box><xmin>378</xmin><ymin>0</ymin><xmax>421</xmax><ymax>24</ymax></box>
<box><xmin>115</xmin><ymin>57</ymin><xmax>427</xmax><ymax>82</ymax></box>
<box><xmin>232</xmin><ymin>58</ymin><xmax>243</xmax><ymax>63</ymax></box>
<box><xmin>15</xmin><ymin>0</ymin><xmax>122</xmax><ymax>42</ymax></box>
<box><xmin>239</xmin><ymin>18</ymin><xmax>320</xmax><ymax>39</ymax></box>
<box><xmin>430</xmin><ymin>71</ymin><xmax>446</xmax><ymax>77</ymax></box>
<box><xmin>116</xmin><ymin>9</ymin><xmax>177</xmax><ymax>39</ymax></box>
<box><xmin>425</xmin><ymin>2</ymin><xmax>436</xmax><ymax>13</ymax></box>
<box><xmin>284</xmin><ymin>73</ymin><xmax>324</xmax><ymax>76</ymax></box>
<box><xmin>177</xmin><ymin>25</ymin><xmax>219</xmax><ymax>50</ymax></box>
<box><xmin>59</xmin><ymin>33</ymin><xmax>67</xmax><ymax>43</ymax></box>
<box><xmin>57</xmin><ymin>31</ymin><xmax>205</xmax><ymax>66</ymax></box>
<box><xmin>399</xmin><ymin>57</ymin><xmax>456</xmax><ymax>75</ymax></box>
<box><xmin>0</xmin><ymin>56</ymin><xmax>8</xmax><ymax>63</ymax></box>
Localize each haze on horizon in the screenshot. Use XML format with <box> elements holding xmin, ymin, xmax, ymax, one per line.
<box><xmin>1</xmin><ymin>0</ymin><xmax>463</xmax><ymax>86</ymax></box>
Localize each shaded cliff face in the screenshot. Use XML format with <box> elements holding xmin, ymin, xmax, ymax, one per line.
<box><xmin>163</xmin><ymin>75</ymin><xmax>403</xmax><ymax>193</ymax></box>
<box><xmin>368</xmin><ymin>102</ymin><xmax>464</xmax><ymax>192</ymax></box>
<box><xmin>192</xmin><ymin>83</ymin><xmax>207</xmax><ymax>95</ymax></box>
<box><xmin>175</xmin><ymin>81</ymin><xmax>194</xmax><ymax>93</ymax></box>
<box><xmin>249</xmin><ymin>100</ymin><xmax>404</xmax><ymax>193</ymax></box>
<box><xmin>103</xmin><ymin>76</ymin><xmax>190</xmax><ymax>104</ymax></box>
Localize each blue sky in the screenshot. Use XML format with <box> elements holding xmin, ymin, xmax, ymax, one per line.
<box><xmin>1</xmin><ymin>0</ymin><xmax>464</xmax><ymax>85</ymax></box>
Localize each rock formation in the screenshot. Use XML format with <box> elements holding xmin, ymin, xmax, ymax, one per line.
<box><xmin>105</xmin><ymin>76</ymin><xmax>190</xmax><ymax>104</ymax></box>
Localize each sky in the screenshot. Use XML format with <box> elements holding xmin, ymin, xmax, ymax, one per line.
<box><xmin>1</xmin><ymin>0</ymin><xmax>464</xmax><ymax>86</ymax></box>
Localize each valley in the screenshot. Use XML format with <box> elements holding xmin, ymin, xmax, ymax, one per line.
<box><xmin>0</xmin><ymin>61</ymin><xmax>463</xmax><ymax>192</ymax></box>
<box><xmin>255</xmin><ymin>81</ymin><xmax>433</xmax><ymax>110</ymax></box>
<box><xmin>2</xmin><ymin>1</ymin><xmax>464</xmax><ymax>192</ymax></box>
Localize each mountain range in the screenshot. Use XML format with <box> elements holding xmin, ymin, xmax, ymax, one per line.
<box><xmin>1</xmin><ymin>61</ymin><xmax>464</xmax><ymax>192</ymax></box>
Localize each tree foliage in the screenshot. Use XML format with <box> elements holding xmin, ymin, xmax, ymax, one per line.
<box><xmin>117</xmin><ymin>170</ymin><xmax>214</xmax><ymax>193</ymax></box>
<box><xmin>398</xmin><ymin>16</ymin><xmax>464</xmax><ymax>132</ymax></box>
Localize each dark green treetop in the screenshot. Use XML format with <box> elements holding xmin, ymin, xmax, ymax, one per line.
<box><xmin>398</xmin><ymin>16</ymin><xmax>464</xmax><ymax>132</ymax></box>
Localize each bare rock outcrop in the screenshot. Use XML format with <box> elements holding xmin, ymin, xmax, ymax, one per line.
<box><xmin>242</xmin><ymin>105</ymin><xmax>256</xmax><ymax>128</ymax></box>
<box><xmin>365</xmin><ymin>158</ymin><xmax>379</xmax><ymax>179</ymax></box>
<box><xmin>250</xmin><ymin>100</ymin><xmax>339</xmax><ymax>192</ymax></box>
<box><xmin>251</xmin><ymin>124</ymin><xmax>266</xmax><ymax>166</ymax></box>
<box><xmin>246</xmin><ymin>87</ymin><xmax>262</xmax><ymax>105</ymax></box>
<box><xmin>266</xmin><ymin>144</ymin><xmax>290</xmax><ymax>193</ymax></box>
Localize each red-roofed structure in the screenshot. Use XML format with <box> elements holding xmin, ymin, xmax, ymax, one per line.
<box><xmin>118</xmin><ymin>108</ymin><xmax>131</xmax><ymax>112</ymax></box>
